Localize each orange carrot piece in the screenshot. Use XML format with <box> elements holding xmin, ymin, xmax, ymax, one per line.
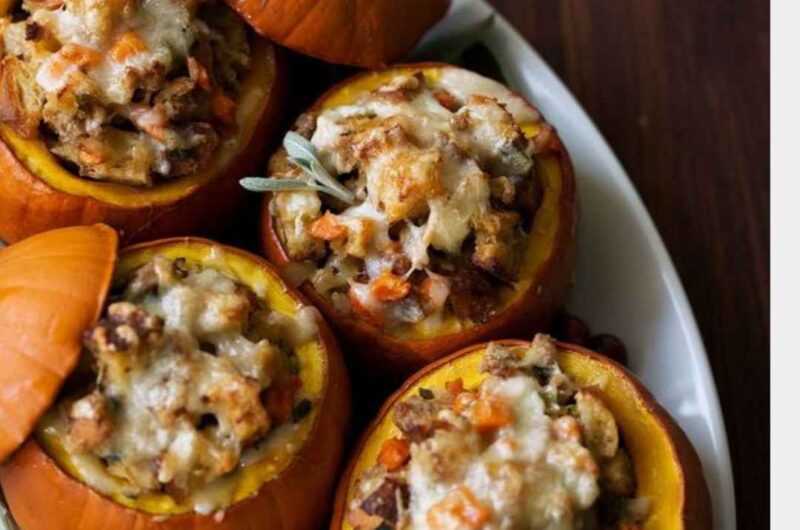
<box><xmin>377</xmin><ymin>437</ymin><xmax>411</xmax><ymax>471</ymax></box>
<box><xmin>470</xmin><ymin>398</ymin><xmax>513</xmax><ymax>434</ymax></box>
<box><xmin>456</xmin><ymin>487</ymin><xmax>492</xmax><ymax>527</ymax></box>
<box><xmin>187</xmin><ymin>56</ymin><xmax>212</xmax><ymax>92</ymax></box>
<box><xmin>348</xmin><ymin>289</ymin><xmax>384</xmax><ymax>327</ymax></box>
<box><xmin>60</xmin><ymin>44</ymin><xmax>101</xmax><ymax>66</ymax></box>
<box><xmin>130</xmin><ymin>107</ymin><xmax>168</xmax><ymax>142</ymax></box>
<box><xmin>433</xmin><ymin>88</ymin><xmax>459</xmax><ymax>111</ymax></box>
<box><xmin>427</xmin><ymin>486</ymin><xmax>492</xmax><ymax>529</ymax></box>
<box><xmin>371</xmin><ymin>271</ymin><xmax>411</xmax><ymax>302</ymax></box>
<box><xmin>452</xmin><ymin>391</ymin><xmax>477</xmax><ymax>414</ymax></box>
<box><xmin>445</xmin><ymin>378</ymin><xmax>464</xmax><ymax>397</ymax></box>
<box><xmin>309</xmin><ymin>212</ymin><xmax>347</xmax><ymax>240</ymax></box>
<box><xmin>109</xmin><ymin>31</ymin><xmax>147</xmax><ymax>63</ymax></box>
<box><xmin>211</xmin><ymin>89</ymin><xmax>236</xmax><ymax>125</ymax></box>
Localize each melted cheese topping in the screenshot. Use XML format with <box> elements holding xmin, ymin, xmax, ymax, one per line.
<box><xmin>38</xmin><ymin>255</ymin><xmax>320</xmax><ymax>515</ymax></box>
<box><xmin>307</xmin><ymin>78</ymin><xmax>517</xmax><ymax>260</ymax></box>
<box><xmin>31</xmin><ymin>0</ymin><xmax>197</xmax><ymax>103</ymax></box>
<box><xmin>406</xmin><ymin>375</ymin><xmax>599</xmax><ymax>530</ymax></box>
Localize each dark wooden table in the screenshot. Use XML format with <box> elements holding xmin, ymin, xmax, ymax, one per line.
<box><xmin>485</xmin><ymin>0</ymin><xmax>768</xmax><ymax>527</ymax></box>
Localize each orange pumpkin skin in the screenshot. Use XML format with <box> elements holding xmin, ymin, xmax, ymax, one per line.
<box><xmin>0</xmin><ymin>224</ymin><xmax>116</xmax><ymax>462</ymax></box>
<box><xmin>261</xmin><ymin>64</ymin><xmax>577</xmax><ymax>377</ymax></box>
<box><xmin>330</xmin><ymin>339</ymin><xmax>712</xmax><ymax>530</ymax></box>
<box><xmin>0</xmin><ymin>40</ymin><xmax>285</xmax><ymax>245</ymax></box>
<box><xmin>223</xmin><ymin>0</ymin><xmax>450</xmax><ymax>67</ymax></box>
<box><xmin>0</xmin><ymin>237</ymin><xmax>351</xmax><ymax>530</ymax></box>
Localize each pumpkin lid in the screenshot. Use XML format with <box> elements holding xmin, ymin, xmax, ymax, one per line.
<box><xmin>223</xmin><ymin>0</ymin><xmax>451</xmax><ymax>67</ymax></box>
<box><xmin>0</xmin><ymin>225</ymin><xmax>117</xmax><ymax>462</ymax></box>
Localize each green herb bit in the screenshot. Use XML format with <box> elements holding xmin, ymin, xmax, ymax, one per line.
<box><xmin>418</xmin><ymin>387</ymin><xmax>435</xmax><ymax>400</ymax></box>
<box><xmin>292</xmin><ymin>398</ymin><xmax>313</xmax><ymax>423</ymax></box>
<box><xmin>239</xmin><ymin>131</ymin><xmax>355</xmax><ymax>204</ymax></box>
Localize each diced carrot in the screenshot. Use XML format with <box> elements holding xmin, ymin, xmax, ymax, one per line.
<box><xmin>211</xmin><ymin>89</ymin><xmax>236</xmax><ymax>125</ymax></box>
<box><xmin>371</xmin><ymin>271</ymin><xmax>411</xmax><ymax>302</ymax></box>
<box><xmin>143</xmin><ymin>126</ymin><xmax>166</xmax><ymax>142</ymax></box>
<box><xmin>265</xmin><ymin>376</ymin><xmax>301</xmax><ymax>423</ymax></box>
<box><xmin>348</xmin><ymin>289</ymin><xmax>384</xmax><ymax>327</ymax></box>
<box><xmin>470</xmin><ymin>398</ymin><xmax>513</xmax><ymax>434</ymax></box>
<box><xmin>427</xmin><ymin>486</ymin><xmax>492</xmax><ymax>530</ymax></box>
<box><xmin>187</xmin><ymin>56</ymin><xmax>212</xmax><ymax>92</ymax></box>
<box><xmin>109</xmin><ymin>31</ymin><xmax>147</xmax><ymax>63</ymax></box>
<box><xmin>432</xmin><ymin>88</ymin><xmax>460</xmax><ymax>111</ymax></box>
<box><xmin>130</xmin><ymin>106</ymin><xmax>167</xmax><ymax>141</ymax></box>
<box><xmin>309</xmin><ymin>212</ymin><xmax>347</xmax><ymax>240</ymax></box>
<box><xmin>445</xmin><ymin>378</ymin><xmax>464</xmax><ymax>397</ymax></box>
<box><xmin>377</xmin><ymin>437</ymin><xmax>410</xmax><ymax>471</ymax></box>
<box><xmin>456</xmin><ymin>487</ymin><xmax>492</xmax><ymax>527</ymax></box>
<box><xmin>452</xmin><ymin>391</ymin><xmax>477</xmax><ymax>414</ymax></box>
<box><xmin>60</xmin><ymin>44</ymin><xmax>101</xmax><ymax>66</ymax></box>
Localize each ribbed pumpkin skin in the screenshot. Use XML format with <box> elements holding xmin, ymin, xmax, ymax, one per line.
<box><xmin>0</xmin><ymin>237</ymin><xmax>351</xmax><ymax>530</ymax></box>
<box><xmin>261</xmin><ymin>64</ymin><xmax>577</xmax><ymax>378</ymax></box>
<box><xmin>330</xmin><ymin>340</ymin><xmax>712</xmax><ymax>530</ymax></box>
<box><xmin>224</xmin><ymin>0</ymin><xmax>451</xmax><ymax>66</ymax></box>
<box><xmin>0</xmin><ymin>39</ymin><xmax>285</xmax><ymax>245</ymax></box>
<box><xmin>0</xmin><ymin>224</ymin><xmax>117</xmax><ymax>462</ymax></box>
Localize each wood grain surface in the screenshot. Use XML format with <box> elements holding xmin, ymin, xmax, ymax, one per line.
<box><xmin>484</xmin><ymin>0</ymin><xmax>768</xmax><ymax>528</ymax></box>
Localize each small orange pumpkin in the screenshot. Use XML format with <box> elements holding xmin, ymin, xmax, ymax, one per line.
<box><xmin>0</xmin><ymin>226</ymin><xmax>351</xmax><ymax>530</ymax></box>
<box><xmin>261</xmin><ymin>64</ymin><xmax>577</xmax><ymax>377</ymax></box>
<box><xmin>0</xmin><ymin>0</ymin><xmax>286</xmax><ymax>245</ymax></box>
<box><xmin>223</xmin><ymin>0</ymin><xmax>451</xmax><ymax>66</ymax></box>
